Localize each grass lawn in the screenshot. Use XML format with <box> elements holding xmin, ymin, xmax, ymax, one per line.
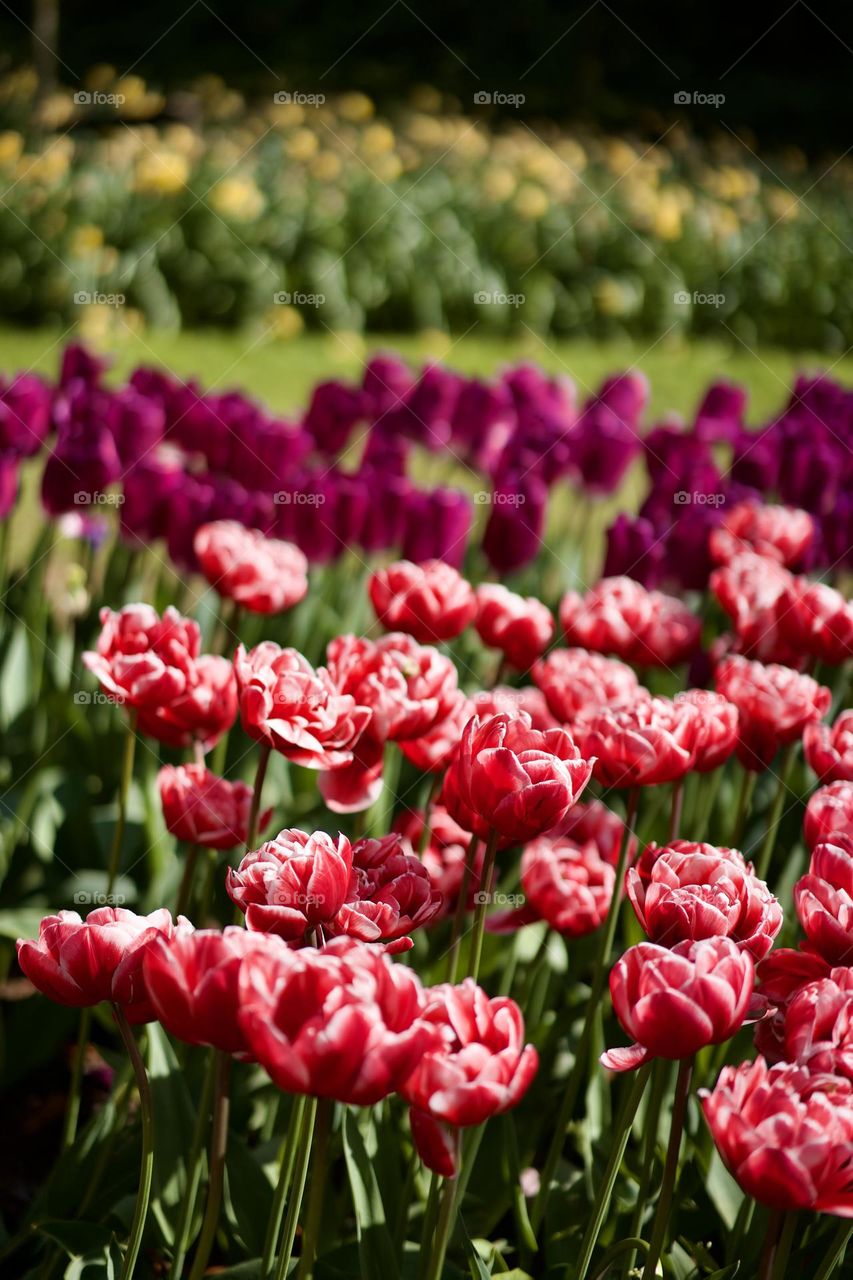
<box><xmin>1</xmin><ymin>326</ymin><xmax>852</xmax><ymax>422</ymax></box>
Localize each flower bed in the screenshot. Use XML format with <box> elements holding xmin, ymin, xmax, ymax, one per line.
<box><xmin>1</xmin><ymin>344</ymin><xmax>853</xmax><ymax>1279</ymax></box>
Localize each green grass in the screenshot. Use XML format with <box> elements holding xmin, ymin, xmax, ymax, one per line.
<box><xmin>2</xmin><ymin>327</ymin><xmax>852</xmax><ymax>421</ymax></box>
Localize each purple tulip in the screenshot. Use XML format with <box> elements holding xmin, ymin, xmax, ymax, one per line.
<box><xmin>481</xmin><ymin>472</ymin><xmax>547</xmax><ymax>574</ymax></box>
<box><xmin>121</xmin><ymin>452</ymin><xmax>185</xmax><ymax>544</ymax></box>
<box><xmin>362</xmin><ymin>353</ymin><xmax>414</xmax><ymax>419</ymax></box>
<box><xmin>359</xmin><ymin>471</ymin><xmax>412</xmax><ymax>552</ymax></box>
<box><xmin>165</xmin><ymin>472</ymin><xmax>216</xmax><ymax>568</ymax></box>
<box><xmin>388</xmin><ymin>364</ymin><xmax>464</xmax><ymax>451</ymax></box>
<box><xmin>303</xmin><ymin>380</ymin><xmax>366</xmax><ymax>456</ymax></box>
<box><xmin>0</xmin><ymin>451</ymin><xmax>19</xmax><ymax>519</ymax></box>
<box><xmin>108</xmin><ymin>387</ymin><xmax>165</xmax><ymax>467</ymax></box>
<box><xmin>594</xmin><ymin>370</ymin><xmax>649</xmax><ymax>426</ymax></box>
<box><xmin>59</xmin><ymin>343</ymin><xmax>107</xmax><ymax>388</ymax></box>
<box><xmin>403</xmin><ymin>487</ymin><xmax>472</xmax><ymax>568</ymax></box>
<box><xmin>604</xmin><ymin>513</ymin><xmax>665</xmax><ymax>587</ymax></box>
<box><xmin>41</xmin><ymin>426</ymin><xmax>121</xmax><ymax>516</ymax></box>
<box><xmin>573</xmin><ymin>403</ymin><xmax>641</xmax><ymax>494</ymax></box>
<box><xmin>0</xmin><ymin>374</ymin><xmax>53</xmax><ymax>457</ymax></box>
<box><xmin>693</xmin><ymin>380</ymin><xmax>747</xmax><ymax>443</ymax></box>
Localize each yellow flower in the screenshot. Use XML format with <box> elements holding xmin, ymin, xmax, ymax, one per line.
<box><xmin>286</xmin><ymin>128</ymin><xmax>319</xmax><ymax>161</ymax></box>
<box><xmin>766</xmin><ymin>187</ymin><xmax>800</xmax><ymax>222</ymax></box>
<box><xmin>267</xmin><ymin>305</ymin><xmax>305</xmax><ymax>340</ymax></box>
<box><xmin>209</xmin><ymin>177</ymin><xmax>265</xmax><ymax>221</ymax></box>
<box><xmin>593</xmin><ymin>277</ymin><xmax>633</xmax><ymax>316</ymax></box>
<box><xmin>338</xmin><ymin>92</ymin><xmax>374</xmax><ymax>123</ymax></box>
<box><xmin>271</xmin><ymin>101</ymin><xmax>305</xmax><ymax>128</ymax></box>
<box><xmin>369</xmin><ymin>153</ymin><xmax>402</xmax><ymax>182</ymax></box>
<box><xmin>310</xmin><ymin>151</ymin><xmax>342</xmax><ymax>181</ymax></box>
<box><xmin>513</xmin><ymin>183</ymin><xmax>550</xmax><ymax>219</ymax></box>
<box><xmin>409</xmin><ymin>85</ymin><xmax>443</xmax><ymax>113</ymax></box>
<box><xmin>481</xmin><ymin>165</ymin><xmax>516</xmax><ymax>201</ymax></box>
<box><xmin>653</xmin><ymin>193</ymin><xmax>682</xmax><ymax>240</ymax></box>
<box><xmin>0</xmin><ymin>131</ymin><xmax>23</xmax><ymax>167</ymax></box>
<box><xmin>361</xmin><ymin>123</ymin><xmax>396</xmax><ymax>157</ymax></box>
<box><xmin>135</xmin><ymin>150</ymin><xmax>190</xmax><ymax>195</ymax></box>
<box><xmin>69</xmin><ymin>225</ymin><xmax>104</xmax><ymax>255</ymax></box>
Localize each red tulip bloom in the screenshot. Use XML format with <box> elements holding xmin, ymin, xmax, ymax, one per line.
<box><xmin>136</xmin><ymin>652</ymin><xmax>237</xmax><ymax>751</ymax></box>
<box><xmin>227</xmin><ymin>828</ymin><xmax>353</xmax><ymax>943</ymax></box>
<box><xmin>710</xmin><ymin>553</ymin><xmax>801</xmax><ymax>666</ymax></box>
<box><xmin>701</xmin><ymin>1057</ymin><xmax>853</xmax><ymax>1214</ymax></box>
<box><xmin>235</xmin><ymin>642</ymin><xmax>372</xmax><ymax>769</ymax></box>
<box><xmin>368</xmin><ymin>559</ymin><xmax>476</xmax><ymax>643</ymax></box>
<box><xmin>674</xmin><ymin>689</ymin><xmax>739</xmax><ymax>773</ymax></box>
<box><xmin>470</xmin><ymin>686</ymin><xmax>559</xmax><ymax>730</ymax></box>
<box><xmin>794</xmin><ymin>835</ymin><xmax>853</xmax><ymax>966</ymax></box>
<box><xmin>532</xmin><ymin>647</ymin><xmax>643</xmax><ymax>726</ymax></box>
<box><xmin>572</xmin><ymin>696</ymin><xmax>700</xmax><ymax>789</ymax></box>
<box><xmin>551</xmin><ymin>796</ymin><xmax>632</xmax><ymax>865</ymax></box>
<box><xmin>804</xmin><ymin>782</ymin><xmax>853</xmax><ymax>850</ymax></box>
<box><xmin>238</xmin><ymin>938</ymin><xmax>440</xmax><ymax>1104</ymax></box>
<box><xmin>17</xmin><ymin>907</ymin><xmax>188</xmax><ymax>1023</ymax></box>
<box><xmin>143</xmin><ymin>927</ymin><xmax>279</xmax><ymax>1056</ymax></box>
<box><xmin>804</xmin><ymin>711</ymin><xmax>853</xmax><ymax>784</ymax></box>
<box><xmin>627</xmin><ymin>841</ymin><xmax>782</xmax><ymax>959</ymax></box>
<box><xmin>497</xmin><ymin>835</ymin><xmax>616</xmax><ymax>938</ymax></box>
<box><xmin>782</xmin><ymin>579</ymin><xmax>853</xmax><ymax>666</ymax></box>
<box><xmin>559</xmin><ymin>576</ymin><xmax>700</xmax><ymax>668</ymax></box>
<box><xmin>399</xmin><ymin>689</ymin><xmax>470</xmax><ymax>773</ymax></box>
<box><xmin>400</xmin><ymin>980</ymin><xmax>538</xmax><ymax>1174</ymax></box>
<box><xmin>327</xmin><ymin>633</ymin><xmax>459</xmax><ymax>743</ymax></box>
<box><xmin>714</xmin><ymin>655</ymin><xmax>831</xmax><ymax>770</ymax></box>
<box><xmin>759</xmin><ymin>969</ymin><xmax>853</xmax><ymax>1079</ymax></box>
<box><xmin>709</xmin><ymin>500</ymin><xmax>814</xmax><ymax>567</ymax></box>
<box><xmin>158</xmin><ymin>763</ymin><xmax>272</xmax><ymax>850</ymax></box>
<box><xmin>474</xmin><ymin>584</ymin><xmax>554</xmax><ymax>672</ymax></box>
<box><xmin>194</xmin><ymin>519</ymin><xmax>308</xmax><ymax>615</ymax></box>
<box><xmin>329</xmin><ymin>834</ymin><xmax>443</xmax><ymax>952</ymax></box>
<box><xmin>83</xmin><ymin>604</ymin><xmax>199</xmax><ymax>710</ymax></box>
<box><xmin>601</xmin><ymin>937</ymin><xmax>754</xmax><ymax>1071</ymax></box>
<box><xmin>394</xmin><ymin>806</ymin><xmax>482</xmax><ymax>921</ymax></box>
<box><xmin>441</xmin><ymin>712</ymin><xmax>593</xmax><ymax>846</ymax></box>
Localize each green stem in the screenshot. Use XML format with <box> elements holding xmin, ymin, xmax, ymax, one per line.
<box><xmin>731</xmin><ymin>766</ymin><xmax>756</xmax><ymax>849</ymax></box>
<box><xmin>275</xmin><ymin>1095</ymin><xmax>318</xmax><ymax>1280</ymax></box>
<box><xmin>196</xmin><ymin>848</ymin><xmax>219</xmax><ymax>926</ymax></box>
<box><xmin>446</xmin><ymin>836</ymin><xmax>480</xmax><ymax>984</ymax></box>
<box><xmin>424</xmin><ymin>1176</ymin><xmax>457</xmax><ymax>1280</ymax></box>
<box><xmin>261</xmin><ymin>1095</ymin><xmax>308</xmax><ymax>1279</ymax></box>
<box><xmin>668</xmin><ymin>778</ymin><xmax>683</xmax><ymax>842</ymax></box>
<box><xmin>771</xmin><ymin>1212</ymin><xmax>796</xmax><ymax>1280</ymax></box>
<box><xmin>246</xmin><ymin>743</ymin><xmax>272</xmax><ymax>855</ymax></box>
<box><xmin>169</xmin><ymin>1048</ymin><xmax>217</xmax><ymax>1280</ymax></box>
<box><xmin>188</xmin><ymin>1051</ymin><xmax>232</xmax><ymax>1280</ymax></box>
<box><xmin>620</xmin><ymin>1059</ymin><xmax>667</xmax><ymax>1278</ymax></box>
<box><xmin>532</xmin><ymin>787</ymin><xmax>640</xmax><ymax>1233</ymax></box>
<box><xmin>114</xmin><ymin>1005</ymin><xmax>154</xmax><ymax>1280</ymax></box>
<box><xmin>417</xmin><ymin>1175</ymin><xmax>442</xmax><ymax>1280</ymax></box>
<box><xmin>175</xmin><ymin>844</ymin><xmax>200</xmax><ymax>919</ymax></box>
<box><xmin>295</xmin><ymin>1098</ymin><xmax>333</xmax><ymax>1280</ymax></box>
<box><xmin>641</xmin><ymin>1056</ymin><xmax>693</xmax><ymax>1280</ymax></box>
<box><xmin>756</xmin><ymin>743</ymin><xmax>797</xmax><ymax>881</ymax></box>
<box><xmin>418</xmin><ymin>772</ymin><xmax>442</xmax><ymax>855</ymax></box>
<box><xmin>691</xmin><ymin>765</ymin><xmax>724</xmax><ymax>844</ymax></box>
<box><xmin>106</xmin><ymin>711</ymin><xmax>137</xmax><ymax>895</ymax></box>
<box><xmin>466</xmin><ymin>829</ymin><xmax>499</xmax><ymax>982</ymax></box>
<box><xmin>813</xmin><ymin>1220</ymin><xmax>853</xmax><ymax>1280</ymax></box>
<box><xmin>60</xmin><ymin>1006</ymin><xmax>92</xmax><ymax>1150</ymax></box>
<box><xmin>576</xmin><ymin>1064</ymin><xmax>651</xmax><ymax>1280</ymax></box>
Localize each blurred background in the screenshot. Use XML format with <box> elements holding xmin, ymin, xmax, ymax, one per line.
<box><xmin>0</xmin><ymin>0</ymin><xmax>851</xmax><ymax>401</ymax></box>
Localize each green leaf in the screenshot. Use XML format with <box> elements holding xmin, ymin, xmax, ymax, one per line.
<box><xmin>0</xmin><ymin>907</ymin><xmax>50</xmax><ymax>940</ymax></box>
<box><xmin>457</xmin><ymin>1217</ymin><xmax>492</xmax><ymax>1279</ymax></box>
<box><xmin>35</xmin><ymin>1219</ymin><xmax>115</xmax><ymax>1255</ymax></box>
<box><xmin>341</xmin><ymin>1107</ymin><xmax>399</xmax><ymax>1280</ymax></box>
<box><xmin>706</xmin><ymin>1149</ymin><xmax>745</xmax><ymax>1231</ymax></box>
<box><xmin>224</xmin><ymin>1137</ymin><xmax>274</xmax><ymax>1257</ymax></box>
<box><xmin>146</xmin><ymin>1023</ymin><xmax>197</xmax><ymax>1244</ymax></box>
<box><xmin>0</xmin><ymin>626</ymin><xmax>32</xmax><ymax>728</ymax></box>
